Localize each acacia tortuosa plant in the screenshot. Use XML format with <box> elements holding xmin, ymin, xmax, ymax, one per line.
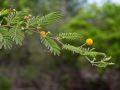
<box><xmin>0</xmin><ymin>9</ymin><xmax>114</xmax><ymax>68</ymax></box>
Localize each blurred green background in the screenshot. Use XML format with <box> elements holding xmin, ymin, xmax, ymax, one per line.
<box><xmin>0</xmin><ymin>0</ymin><xmax>120</xmax><ymax>90</ymax></box>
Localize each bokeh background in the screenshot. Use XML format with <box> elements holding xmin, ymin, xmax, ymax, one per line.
<box><xmin>0</xmin><ymin>0</ymin><xmax>120</xmax><ymax>90</ymax></box>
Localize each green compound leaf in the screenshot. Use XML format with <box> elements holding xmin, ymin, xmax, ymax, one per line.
<box><xmin>85</xmin><ymin>56</ymin><xmax>113</xmax><ymax>68</ymax></box>
<box><xmin>62</xmin><ymin>44</ymin><xmax>106</xmax><ymax>57</ymax></box>
<box><xmin>95</xmin><ymin>62</ymin><xmax>110</xmax><ymax>68</ymax></box>
<box><xmin>5</xmin><ymin>11</ymin><xmax>27</xmax><ymax>25</ymax></box>
<box><xmin>39</xmin><ymin>12</ymin><xmax>62</xmax><ymax>26</ymax></box>
<box><xmin>2</xmin><ymin>36</ymin><xmax>13</xmax><ymax>49</ymax></box>
<box><xmin>62</xmin><ymin>44</ymin><xmax>81</xmax><ymax>54</ymax></box>
<box><xmin>0</xmin><ymin>28</ymin><xmax>13</xmax><ymax>49</ymax></box>
<box><xmin>63</xmin><ymin>44</ymin><xmax>113</xmax><ymax>67</ymax></box>
<box><xmin>27</xmin><ymin>12</ymin><xmax>62</xmax><ymax>27</ymax></box>
<box><xmin>41</xmin><ymin>37</ymin><xmax>61</xmax><ymax>55</ymax></box>
<box><xmin>9</xmin><ymin>28</ymin><xmax>25</xmax><ymax>45</ymax></box>
<box><xmin>58</xmin><ymin>33</ymin><xmax>82</xmax><ymax>40</ymax></box>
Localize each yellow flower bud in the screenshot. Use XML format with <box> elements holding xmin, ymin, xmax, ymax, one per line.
<box><xmin>86</xmin><ymin>38</ymin><xmax>93</xmax><ymax>46</ymax></box>
<box><xmin>39</xmin><ymin>31</ymin><xmax>46</xmax><ymax>38</ymax></box>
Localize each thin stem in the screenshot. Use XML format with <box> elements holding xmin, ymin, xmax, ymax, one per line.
<box><xmin>0</xmin><ymin>24</ymin><xmax>39</xmax><ymax>33</ymax></box>
<box><xmin>79</xmin><ymin>43</ymin><xmax>86</xmax><ymax>48</ymax></box>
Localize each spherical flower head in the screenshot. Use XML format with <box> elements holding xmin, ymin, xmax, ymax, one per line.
<box><xmin>39</xmin><ymin>31</ymin><xmax>46</xmax><ymax>38</ymax></box>
<box><xmin>86</xmin><ymin>38</ymin><xmax>93</xmax><ymax>46</ymax></box>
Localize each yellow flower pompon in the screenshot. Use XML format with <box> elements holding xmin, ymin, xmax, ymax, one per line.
<box><xmin>39</xmin><ymin>31</ymin><xmax>46</xmax><ymax>38</ymax></box>
<box><xmin>86</xmin><ymin>38</ymin><xmax>93</xmax><ymax>46</ymax></box>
